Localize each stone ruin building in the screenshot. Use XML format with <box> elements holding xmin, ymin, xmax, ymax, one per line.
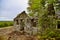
<box><xmin>7</xmin><ymin>11</ymin><xmax>38</xmax><ymax>40</ymax></box>
<box><xmin>13</xmin><ymin>11</ymin><xmax>38</xmax><ymax>35</ymax></box>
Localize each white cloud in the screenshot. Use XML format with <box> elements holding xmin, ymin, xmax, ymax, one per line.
<box><xmin>0</xmin><ymin>16</ymin><xmax>13</xmax><ymax>21</ymax></box>
<box><xmin>0</xmin><ymin>0</ymin><xmax>28</xmax><ymax>21</ymax></box>
<box><xmin>1</xmin><ymin>0</ymin><xmax>28</xmax><ymax>10</ymax></box>
<box><xmin>0</xmin><ymin>17</ymin><xmax>6</xmax><ymax>19</ymax></box>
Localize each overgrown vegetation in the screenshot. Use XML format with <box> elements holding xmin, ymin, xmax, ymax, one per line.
<box><xmin>28</xmin><ymin>0</ymin><xmax>60</xmax><ymax>39</ymax></box>
<box><xmin>0</xmin><ymin>21</ymin><xmax>14</xmax><ymax>27</ymax></box>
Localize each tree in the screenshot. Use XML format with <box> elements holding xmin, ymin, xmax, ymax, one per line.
<box><xmin>28</xmin><ymin>0</ymin><xmax>60</xmax><ymax>38</ymax></box>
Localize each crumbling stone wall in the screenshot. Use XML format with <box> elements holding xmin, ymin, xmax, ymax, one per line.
<box><xmin>14</xmin><ymin>11</ymin><xmax>38</xmax><ymax>35</ymax></box>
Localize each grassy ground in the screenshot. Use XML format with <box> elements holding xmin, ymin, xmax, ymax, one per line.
<box><xmin>0</xmin><ymin>21</ymin><xmax>14</xmax><ymax>28</ymax></box>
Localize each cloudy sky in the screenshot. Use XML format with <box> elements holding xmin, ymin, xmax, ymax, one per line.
<box><xmin>0</xmin><ymin>0</ymin><xmax>28</xmax><ymax>21</ymax></box>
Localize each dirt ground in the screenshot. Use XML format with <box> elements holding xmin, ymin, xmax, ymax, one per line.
<box><xmin>0</xmin><ymin>26</ymin><xmax>14</xmax><ymax>36</ymax></box>
<box><xmin>0</xmin><ymin>26</ymin><xmax>38</xmax><ymax>40</ymax></box>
